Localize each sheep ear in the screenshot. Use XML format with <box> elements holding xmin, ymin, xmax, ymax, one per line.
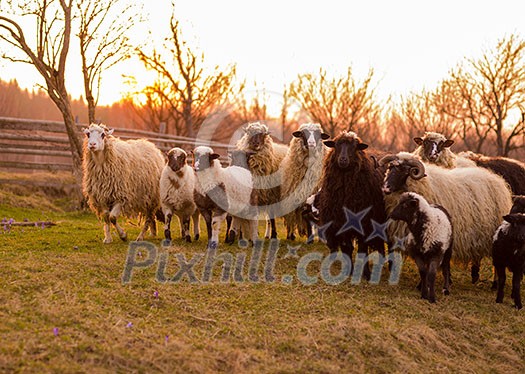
<box><xmin>106</xmin><ymin>128</ymin><xmax>114</xmax><ymax>135</ymax></box>
<box><xmin>321</xmin><ymin>133</ymin><xmax>330</xmax><ymax>140</ymax></box>
<box><xmin>292</xmin><ymin>131</ymin><xmax>302</xmax><ymax>138</ymax></box>
<box><xmin>357</xmin><ymin>143</ymin><xmax>368</xmax><ymax>151</ymax></box>
<box><xmin>323</xmin><ymin>140</ymin><xmax>335</xmax><ymax>148</ymax></box>
<box><xmin>414</xmin><ymin>137</ymin><xmax>423</xmax><ymax>145</ymax></box>
<box><xmin>210</xmin><ymin>153</ymin><xmax>221</xmax><ymax>160</ymax></box>
<box><xmin>443</xmin><ymin>139</ymin><xmax>454</xmax><ymax>148</ymax></box>
<box><xmin>504</xmin><ymin>214</ymin><xmax>525</xmax><ymax>224</ymax></box>
<box><xmin>83</xmin><ymin>128</ymin><xmax>89</xmax><ymax>135</ymax></box>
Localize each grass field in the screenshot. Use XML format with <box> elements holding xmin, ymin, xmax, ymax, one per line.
<box><xmin>0</xmin><ymin>177</ymin><xmax>524</xmax><ymax>373</ymax></box>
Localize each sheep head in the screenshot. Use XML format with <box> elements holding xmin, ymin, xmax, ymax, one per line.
<box><xmin>192</xmin><ymin>146</ymin><xmax>220</xmax><ymax>172</ymax></box>
<box><xmin>413</xmin><ymin>132</ymin><xmax>454</xmax><ymax>163</ymax></box>
<box><xmin>243</xmin><ymin>122</ymin><xmax>270</xmax><ymax>151</ymax></box>
<box><xmin>83</xmin><ymin>124</ymin><xmax>114</xmax><ymax>152</ymax></box>
<box><xmin>166</xmin><ymin>147</ymin><xmax>188</xmax><ymax>172</ymax></box>
<box><xmin>381</xmin><ymin>153</ymin><xmax>426</xmax><ymax>195</ymax></box>
<box><xmin>388</xmin><ymin>192</ymin><xmax>421</xmax><ymax>223</ymax></box>
<box><xmin>323</xmin><ymin>131</ymin><xmax>368</xmax><ymax>170</ymax></box>
<box><xmin>510</xmin><ymin>195</ymin><xmax>525</xmax><ymax>214</ymax></box>
<box><xmin>292</xmin><ymin>123</ymin><xmax>330</xmax><ymax>151</ymax></box>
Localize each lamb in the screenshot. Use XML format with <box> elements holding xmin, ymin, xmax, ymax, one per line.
<box><xmin>380</xmin><ymin>152</ymin><xmax>512</xmax><ymax>283</ymax></box>
<box><xmin>459</xmin><ymin>151</ymin><xmax>525</xmax><ymax>195</ymax></box>
<box><xmin>317</xmin><ymin>131</ymin><xmax>389</xmax><ymax>279</ymax></box>
<box><xmin>389</xmin><ymin>192</ymin><xmax>453</xmax><ymax>303</ymax></box>
<box><xmin>492</xmin><ymin>196</ymin><xmax>525</xmax><ymax>310</ymax></box>
<box><xmin>193</xmin><ymin>146</ymin><xmax>257</xmax><ymax>249</ymax></box>
<box><xmin>82</xmin><ymin>124</ymin><xmax>164</xmax><ymax>243</ymax></box>
<box><xmin>236</xmin><ymin>122</ymin><xmax>288</xmax><ymax>239</ymax></box>
<box><xmin>280</xmin><ymin>123</ymin><xmax>329</xmax><ymax>242</ymax></box>
<box><xmin>159</xmin><ymin>147</ymin><xmax>200</xmax><ymax>244</ymax></box>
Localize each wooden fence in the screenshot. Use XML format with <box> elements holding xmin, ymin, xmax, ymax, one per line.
<box><xmin>0</xmin><ymin>116</ymin><xmax>232</xmax><ymax>173</ymax></box>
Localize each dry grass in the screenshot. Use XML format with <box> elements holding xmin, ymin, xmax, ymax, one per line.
<box><xmin>0</xmin><ymin>185</ymin><xmax>524</xmax><ymax>373</ymax></box>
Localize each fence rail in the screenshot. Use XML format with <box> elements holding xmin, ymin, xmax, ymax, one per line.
<box><xmin>0</xmin><ymin>116</ymin><xmax>232</xmax><ymax>174</ymax></box>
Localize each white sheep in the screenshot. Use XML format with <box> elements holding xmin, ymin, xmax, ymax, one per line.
<box><xmin>82</xmin><ymin>124</ymin><xmax>164</xmax><ymax>243</ymax></box>
<box><xmin>380</xmin><ymin>152</ymin><xmax>512</xmax><ymax>283</ymax></box>
<box><xmin>236</xmin><ymin>122</ymin><xmax>288</xmax><ymax>239</ymax></box>
<box><xmin>389</xmin><ymin>192</ymin><xmax>453</xmax><ymax>303</ymax></box>
<box><xmin>280</xmin><ymin>123</ymin><xmax>329</xmax><ymax>242</ymax></box>
<box><xmin>193</xmin><ymin>146</ymin><xmax>257</xmax><ymax>248</ymax></box>
<box><xmin>159</xmin><ymin>147</ymin><xmax>200</xmax><ymax>244</ymax></box>
<box><xmin>413</xmin><ymin>131</ymin><xmax>475</xmax><ymax>168</ymax></box>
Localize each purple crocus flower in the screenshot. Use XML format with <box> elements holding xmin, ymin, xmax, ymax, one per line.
<box><xmin>53</xmin><ymin>327</ymin><xmax>59</xmax><ymax>336</ymax></box>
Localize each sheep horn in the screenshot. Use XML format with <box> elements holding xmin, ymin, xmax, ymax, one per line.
<box><xmin>378</xmin><ymin>154</ymin><xmax>399</xmax><ymax>167</ymax></box>
<box><xmin>405</xmin><ymin>158</ymin><xmax>426</xmax><ymax>180</ymax></box>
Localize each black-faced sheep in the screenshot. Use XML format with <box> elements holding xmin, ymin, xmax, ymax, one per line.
<box><xmin>160</xmin><ymin>147</ymin><xmax>200</xmax><ymax>244</ymax></box>
<box><xmin>193</xmin><ymin>146</ymin><xmax>257</xmax><ymax>249</ymax></box>
<box><xmin>82</xmin><ymin>124</ymin><xmax>164</xmax><ymax>243</ymax></box>
<box><xmin>380</xmin><ymin>152</ymin><xmax>512</xmax><ymax>283</ymax></box>
<box><xmin>280</xmin><ymin>123</ymin><xmax>329</xmax><ymax>242</ymax></box>
<box><xmin>389</xmin><ymin>192</ymin><xmax>453</xmax><ymax>303</ymax></box>
<box><xmin>236</xmin><ymin>122</ymin><xmax>288</xmax><ymax>239</ymax></box>
<box><xmin>317</xmin><ymin>131</ymin><xmax>389</xmax><ymax>278</ymax></box>
<box><xmin>492</xmin><ymin>196</ymin><xmax>525</xmax><ymax>310</ymax></box>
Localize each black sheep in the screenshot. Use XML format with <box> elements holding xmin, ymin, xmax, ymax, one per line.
<box><xmin>389</xmin><ymin>192</ymin><xmax>453</xmax><ymax>303</ymax></box>
<box><xmin>318</xmin><ymin>131</ymin><xmax>388</xmax><ymax>279</ymax></box>
<box><xmin>493</xmin><ymin>198</ymin><xmax>525</xmax><ymax>310</ymax></box>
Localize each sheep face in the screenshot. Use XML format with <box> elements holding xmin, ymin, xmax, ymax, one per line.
<box><xmin>414</xmin><ymin>135</ymin><xmax>454</xmax><ymax>162</ymax></box>
<box><xmin>192</xmin><ymin>146</ymin><xmax>220</xmax><ymax>172</ymax></box>
<box><xmin>166</xmin><ymin>148</ymin><xmax>187</xmax><ymax>172</ymax></box>
<box><xmin>83</xmin><ymin>125</ymin><xmax>114</xmax><ymax>152</ymax></box>
<box><xmin>510</xmin><ymin>195</ymin><xmax>525</xmax><ymax>214</ymax></box>
<box><xmin>246</xmin><ymin>132</ymin><xmax>268</xmax><ymax>151</ymax></box>
<box><xmin>323</xmin><ymin>135</ymin><xmax>368</xmax><ymax>170</ymax></box>
<box><xmin>381</xmin><ymin>156</ymin><xmax>426</xmax><ymax>195</ymax></box>
<box><xmin>389</xmin><ymin>193</ymin><xmax>419</xmax><ymax>223</ymax></box>
<box><xmin>292</xmin><ymin>129</ymin><xmax>330</xmax><ymax>150</ymax></box>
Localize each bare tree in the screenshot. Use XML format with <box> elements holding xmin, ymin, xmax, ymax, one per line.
<box><xmin>0</xmin><ymin>0</ymin><xmax>83</xmax><ymax>184</ymax></box>
<box><xmin>289</xmin><ymin>67</ymin><xmax>378</xmax><ymax>137</ymax></box>
<box><xmin>441</xmin><ymin>34</ymin><xmax>525</xmax><ymax>156</ymax></box>
<box><xmin>76</xmin><ymin>0</ymin><xmax>142</xmax><ymax>124</ymax></box>
<box><xmin>136</xmin><ymin>14</ymin><xmax>239</xmax><ymax>137</ymax></box>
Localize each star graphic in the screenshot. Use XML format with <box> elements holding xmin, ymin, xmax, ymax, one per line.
<box><xmin>284</xmin><ymin>244</ymin><xmax>301</xmax><ymax>259</ymax></box>
<box><xmin>366</xmin><ymin>219</ymin><xmax>390</xmax><ymax>242</ymax></box>
<box><xmin>336</xmin><ymin>206</ymin><xmax>372</xmax><ymax>236</ymax></box>
<box><xmin>391</xmin><ymin>236</ymin><xmax>407</xmax><ymax>251</ymax></box>
<box><xmin>310</xmin><ymin>221</ymin><xmax>332</xmax><ymax>242</ymax></box>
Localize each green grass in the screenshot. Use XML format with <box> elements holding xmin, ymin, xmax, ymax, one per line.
<box><xmin>0</xmin><ymin>194</ymin><xmax>524</xmax><ymax>372</ymax></box>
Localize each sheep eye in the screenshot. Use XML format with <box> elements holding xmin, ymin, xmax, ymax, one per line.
<box><xmin>101</xmin><ymin>133</ymin><xmax>105</xmax><ymax>139</ymax></box>
<box><xmin>85</xmin><ymin>133</ymin><xmax>90</xmax><ymax>138</ymax></box>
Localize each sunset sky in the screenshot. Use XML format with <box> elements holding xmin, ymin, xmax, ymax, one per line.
<box><xmin>2</xmin><ymin>0</ymin><xmax>525</xmax><ymax>106</ymax></box>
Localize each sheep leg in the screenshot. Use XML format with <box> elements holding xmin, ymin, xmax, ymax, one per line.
<box><xmin>149</xmin><ymin>213</ymin><xmax>157</xmax><ymax>237</ymax></box>
<box><xmin>442</xmin><ymin>256</ymin><xmax>451</xmax><ymax>296</ymax></box>
<box><xmin>226</xmin><ymin>216</ymin><xmax>237</xmax><ymax>245</ymax></box>
<box><xmin>285</xmin><ymin>214</ymin><xmax>295</xmax><ymax>241</ymax></box>
<box><xmin>427</xmin><ymin>259</ymin><xmax>438</xmax><ymax>303</ymax></box>
<box><xmin>209</xmin><ymin>211</ymin><xmax>227</xmax><ymax>249</ymax></box>
<box><xmin>102</xmin><ymin>211</ymin><xmax>112</xmax><ymax>244</ymax></box>
<box><xmin>270</xmin><ymin>218</ymin><xmax>277</xmax><ymax>239</ymax></box>
<box><xmin>201</xmin><ymin>211</ymin><xmax>212</xmax><ymax>246</ymax></box>
<box><xmin>414</xmin><ymin>256</ymin><xmax>428</xmax><ymax>300</ymax></box>
<box><xmin>471</xmin><ymin>259</ymin><xmax>481</xmax><ymax>284</ymax></box>
<box><xmin>495</xmin><ymin>266</ymin><xmax>506</xmax><ymax>304</ymax></box>
<box><xmin>163</xmin><ymin>212</ymin><xmax>173</xmax><ymax>244</ymax></box>
<box><xmin>306</xmin><ymin>221</ymin><xmax>313</xmax><ymax>245</ymax></box>
<box><xmin>182</xmin><ymin>215</ymin><xmax>192</xmax><ymax>243</ymax></box>
<box><xmin>511</xmin><ymin>270</ymin><xmax>522</xmax><ymax>310</ymax></box>
<box><xmin>264</xmin><ymin>218</ymin><xmax>271</xmax><ymax>239</ymax></box>
<box><xmin>109</xmin><ymin>204</ymin><xmax>127</xmax><ymax>241</ymax></box>
<box><xmin>491</xmin><ymin>267</ymin><xmax>498</xmax><ymax>291</ymax></box>
<box><xmin>137</xmin><ymin>215</ymin><xmax>153</xmax><ymax>241</ymax></box>
<box><xmin>192</xmin><ymin>211</ymin><xmax>200</xmax><ymax>241</ymax></box>
<box><xmin>225</xmin><ymin>214</ymin><xmax>233</xmax><ymax>243</ymax></box>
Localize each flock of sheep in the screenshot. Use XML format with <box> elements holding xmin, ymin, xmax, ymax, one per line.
<box><xmin>81</xmin><ymin>123</ymin><xmax>525</xmax><ymax>308</ymax></box>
